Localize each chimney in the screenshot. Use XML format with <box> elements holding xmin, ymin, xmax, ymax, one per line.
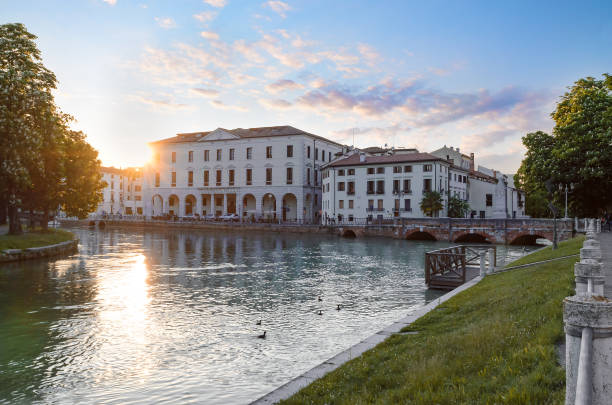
<box><xmin>359</xmin><ymin>153</ymin><xmax>366</xmax><ymax>163</ymax></box>
<box><xmin>456</xmin><ymin>147</ymin><xmax>460</xmax><ymax>153</ymax></box>
<box><xmin>470</xmin><ymin>152</ymin><xmax>475</xmax><ymax>170</ymax></box>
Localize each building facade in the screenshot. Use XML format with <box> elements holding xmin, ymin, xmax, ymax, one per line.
<box><xmin>143</xmin><ymin>126</ymin><xmax>343</xmax><ymax>222</ymax></box>
<box><xmin>321</xmin><ymin>151</ymin><xmax>468</xmax><ymax>221</ymax></box>
<box><xmin>95</xmin><ymin>167</ymin><xmax>143</xmax><ymax>216</ymax></box>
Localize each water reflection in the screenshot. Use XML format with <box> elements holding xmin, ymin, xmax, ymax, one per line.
<box><xmin>0</xmin><ymin>227</ymin><xmax>536</xmax><ymax>404</ymax></box>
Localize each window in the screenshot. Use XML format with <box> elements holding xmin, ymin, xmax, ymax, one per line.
<box><xmin>135</xmin><ymin>195</ymin><xmax>142</xmax><ymax>201</ymax></box>
<box><xmin>315</xmin><ymin>148</ymin><xmax>319</xmax><ymax>160</ymax></box>
<box><xmin>229</xmin><ymin>148</ymin><xmax>235</xmax><ymax>161</ymax></box>
<box><xmin>376</xmin><ymin>180</ymin><xmax>385</xmax><ymax>194</ymax></box>
<box><xmin>480</xmin><ymin>211</ymin><xmax>485</xmax><ymax>219</ymax></box>
<box><xmin>135</xmin><ymin>185</ymin><xmax>142</xmax><ymax>192</ymax></box>
<box><xmin>367</xmin><ymin>180</ymin><xmax>375</xmax><ymax>194</ymax></box>
<box><xmin>368</xmin><ymin>199</ymin><xmax>374</xmax><ymax>210</ymax></box>
<box><xmin>394</xmin><ymin>199</ymin><xmax>400</xmax><ymax>213</ymax></box>
<box><xmin>393</xmin><ymin>166</ymin><xmax>402</xmax><ymax>173</ymax></box>
<box><xmin>376</xmin><ymin>167</ymin><xmax>385</xmax><ymax>174</ymax></box>
<box><xmin>266</xmin><ymin>168</ymin><xmax>272</xmax><ymax>185</ymax></box>
<box><xmin>246</xmin><ymin>168</ymin><xmax>252</xmax><ymax>185</ymax></box>
<box><xmin>338</xmin><ymin>169</ymin><xmax>345</xmax><ymax>176</ymax></box>
<box><xmin>463</xmin><ymin>176</ymin><xmax>467</xmax><ymax>184</ymax></box>
<box><xmin>188</xmin><ymin>151</ymin><xmax>193</xmax><ymax>162</ymax></box>
<box><xmin>246</xmin><ymin>147</ymin><xmax>252</xmax><ymax>160</ymax></box>
<box><xmin>314</xmin><ymin>170</ymin><xmax>318</xmax><ymax>185</ymax></box>
<box><xmin>393</xmin><ymin>179</ymin><xmax>400</xmax><ymax>194</ymax></box>
<box><xmin>348</xmin><ymin>168</ymin><xmax>355</xmax><ymax>175</ymax></box>
<box><xmin>404</xmin><ymin>165</ymin><xmax>412</xmax><ymax>172</ymax></box>
<box><xmin>204</xmin><ymin>150</ymin><xmax>210</xmax><ymax>161</ymax></box>
<box><xmin>423</xmin><ymin>178</ymin><xmax>432</xmax><ymax>192</ymax></box>
<box><xmin>155</xmin><ymin>173</ymin><xmax>160</xmax><ymax>187</ymax></box>
<box><xmin>287</xmin><ymin>145</ymin><xmax>293</xmax><ymax>157</ymax></box>
<box><xmin>307</xmin><ymin>146</ymin><xmax>311</xmax><ymax>158</ymax></box>
<box><xmin>367</xmin><ymin>168</ymin><xmax>375</xmax><ymax>175</ymax></box>
<box><xmin>348</xmin><ymin>200</ymin><xmax>354</xmax><ymax>209</ymax></box>
<box><xmin>266</xmin><ymin>146</ymin><xmax>272</xmax><ymax>159</ymax></box>
<box><xmin>188</xmin><ymin>171</ymin><xmax>193</xmax><ymax>187</ymax></box>
<box><xmin>216</xmin><ymin>149</ymin><xmax>222</xmax><ymax>161</ymax></box>
<box><xmin>328</xmin><ymin>152</ymin><xmax>331</xmax><ymax>161</ymax></box>
<box><xmin>321</xmin><ymin>149</ymin><xmax>325</xmax><ymax>162</ymax></box>
<box><xmin>204</xmin><ymin>170</ymin><xmax>209</xmax><ymax>186</ymax></box>
<box><xmin>347</xmin><ymin>181</ymin><xmax>355</xmax><ymax>195</ymax></box>
<box><xmin>338</xmin><ymin>182</ymin><xmax>345</xmax><ymax>191</ymax></box>
<box><xmin>171</xmin><ymin>152</ymin><xmax>176</xmax><ymax>163</ymax></box>
<box><xmin>403</xmin><ymin>179</ymin><xmax>411</xmax><ymax>193</ymax></box>
<box><xmin>454</xmin><ymin>173</ymin><xmax>457</xmax><ymax>181</ymax></box>
<box><xmin>424</xmin><ymin>164</ymin><xmax>432</xmax><ymax>172</ymax></box>
<box><xmin>216</xmin><ymin>170</ymin><xmax>222</xmax><ymax>186</ymax></box>
<box><xmin>171</xmin><ymin>172</ymin><xmax>176</xmax><ymax>187</ymax></box>
<box><xmin>339</xmin><ymin>200</ymin><xmax>344</xmax><ymax>209</ymax></box>
<box><xmin>286</xmin><ymin>167</ymin><xmax>293</xmax><ymax>184</ymax></box>
<box><xmin>486</xmin><ymin>194</ymin><xmax>493</xmax><ymax>207</ymax></box>
<box><xmin>404</xmin><ymin>199</ymin><xmax>411</xmax><ymax>211</ymax></box>
<box><xmin>229</xmin><ymin>169</ymin><xmax>235</xmax><ymax>186</ymax></box>
<box><xmin>307</xmin><ymin>168</ymin><xmax>311</xmax><ymax>185</ymax></box>
<box><xmin>377</xmin><ymin>199</ymin><xmax>384</xmax><ymax>210</ymax></box>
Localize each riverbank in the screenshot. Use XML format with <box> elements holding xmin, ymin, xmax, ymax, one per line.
<box><xmin>0</xmin><ymin>228</ymin><xmax>77</xmax><ymax>263</ymax></box>
<box><xmin>278</xmin><ymin>236</ymin><xmax>583</xmax><ymax>404</ymax></box>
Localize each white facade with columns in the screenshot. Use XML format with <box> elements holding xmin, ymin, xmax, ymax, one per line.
<box><xmin>143</xmin><ymin>126</ymin><xmax>343</xmax><ymax>222</ymax></box>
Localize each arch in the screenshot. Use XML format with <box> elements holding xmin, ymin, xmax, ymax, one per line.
<box><xmin>152</xmin><ymin>194</ymin><xmax>164</xmax><ymax>216</ymax></box>
<box><xmin>168</xmin><ymin>194</ymin><xmax>180</xmax><ymax>216</ymax></box>
<box><xmin>262</xmin><ymin>193</ymin><xmax>277</xmax><ymax>220</ymax></box>
<box><xmin>341</xmin><ymin>229</ymin><xmax>357</xmax><ymax>238</ymax></box>
<box><xmin>243</xmin><ymin>194</ymin><xmax>256</xmax><ymax>219</ymax></box>
<box><xmin>405</xmin><ymin>230</ymin><xmax>437</xmax><ymax>241</ymax></box>
<box><xmin>510</xmin><ymin>233</ymin><xmax>550</xmax><ymax>246</ymax></box>
<box><xmin>185</xmin><ymin>194</ymin><xmax>196</xmax><ymax>216</ymax></box>
<box><xmin>282</xmin><ymin>193</ymin><xmax>297</xmax><ymax>222</ymax></box>
<box><xmin>453</xmin><ymin>232</ymin><xmax>491</xmax><ymax>244</ymax></box>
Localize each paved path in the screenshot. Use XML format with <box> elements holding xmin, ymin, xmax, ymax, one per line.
<box><xmin>598</xmin><ymin>232</ymin><xmax>612</xmax><ymax>298</ymax></box>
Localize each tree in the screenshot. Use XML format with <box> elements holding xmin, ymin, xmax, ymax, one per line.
<box><xmin>447</xmin><ymin>196</ymin><xmax>470</xmax><ymax>218</ymax></box>
<box><xmin>61</xmin><ymin>131</ymin><xmax>105</xmax><ymax>219</ymax></box>
<box><xmin>420</xmin><ymin>191</ymin><xmax>443</xmax><ymax>217</ymax></box>
<box><xmin>0</xmin><ymin>23</ymin><xmax>57</xmax><ymax>234</ymax></box>
<box><xmin>517</xmin><ymin>74</ymin><xmax>612</xmax><ymax>217</ymax></box>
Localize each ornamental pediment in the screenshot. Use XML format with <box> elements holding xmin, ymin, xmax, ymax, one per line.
<box><xmin>202</xmin><ymin>128</ymin><xmax>240</xmax><ymax>141</ymax></box>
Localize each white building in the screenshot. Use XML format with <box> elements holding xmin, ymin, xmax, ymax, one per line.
<box><xmin>143</xmin><ymin>126</ymin><xmax>344</xmax><ymax>222</ymax></box>
<box><xmin>95</xmin><ymin>167</ymin><xmax>144</xmax><ymax>216</ymax></box>
<box><xmin>321</xmin><ymin>150</ymin><xmax>469</xmax><ymax>221</ymax></box>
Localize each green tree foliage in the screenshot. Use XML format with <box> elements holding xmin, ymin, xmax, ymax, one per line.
<box><xmin>420</xmin><ymin>191</ymin><xmax>443</xmax><ymax>217</ymax></box>
<box><xmin>517</xmin><ymin>74</ymin><xmax>612</xmax><ymax>217</ymax></box>
<box><xmin>447</xmin><ymin>196</ymin><xmax>470</xmax><ymax>218</ymax></box>
<box><xmin>1</xmin><ymin>23</ymin><xmax>104</xmax><ymax>231</ymax></box>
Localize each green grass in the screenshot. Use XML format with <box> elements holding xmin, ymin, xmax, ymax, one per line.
<box><xmin>507</xmin><ymin>235</ymin><xmax>584</xmax><ymax>267</ymax></box>
<box><xmin>282</xmin><ymin>237</ymin><xmax>583</xmax><ymax>405</ymax></box>
<box><xmin>0</xmin><ymin>228</ymin><xmax>74</xmax><ymax>251</ymax></box>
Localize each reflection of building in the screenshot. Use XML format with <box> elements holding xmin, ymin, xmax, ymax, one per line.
<box><xmin>95</xmin><ymin>167</ymin><xmax>143</xmax><ymax>216</ymax></box>
<box><xmin>321</xmin><ymin>145</ymin><xmax>526</xmax><ymax>221</ymax></box>
<box><xmin>143</xmin><ymin>126</ymin><xmax>343</xmax><ymax>222</ymax></box>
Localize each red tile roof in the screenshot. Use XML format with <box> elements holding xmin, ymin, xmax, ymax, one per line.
<box><xmin>328</xmin><ymin>152</ymin><xmax>443</xmax><ymax>167</ymax></box>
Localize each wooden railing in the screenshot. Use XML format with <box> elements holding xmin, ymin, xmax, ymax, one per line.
<box><xmin>425</xmin><ymin>245</ymin><xmax>495</xmax><ymax>287</ymax></box>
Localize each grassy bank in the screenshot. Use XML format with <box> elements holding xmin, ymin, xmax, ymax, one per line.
<box><xmin>283</xmin><ymin>237</ymin><xmax>582</xmax><ymax>404</ymax></box>
<box><xmin>507</xmin><ymin>235</ymin><xmax>584</xmax><ymax>267</ymax></box>
<box><xmin>0</xmin><ymin>228</ymin><xmax>74</xmax><ymax>251</ymax></box>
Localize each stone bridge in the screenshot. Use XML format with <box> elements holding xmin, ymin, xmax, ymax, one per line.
<box><xmin>335</xmin><ymin>218</ymin><xmax>575</xmax><ymax>245</ymax></box>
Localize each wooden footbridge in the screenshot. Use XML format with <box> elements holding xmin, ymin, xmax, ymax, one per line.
<box><xmin>425</xmin><ymin>245</ymin><xmax>495</xmax><ymax>289</ymax></box>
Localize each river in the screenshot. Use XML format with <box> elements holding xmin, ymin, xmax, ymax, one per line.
<box><xmin>0</xmin><ymin>226</ymin><xmax>537</xmax><ymax>404</ymax></box>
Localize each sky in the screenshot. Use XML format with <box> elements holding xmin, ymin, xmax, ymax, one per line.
<box><xmin>3</xmin><ymin>0</ymin><xmax>612</xmax><ymax>172</ymax></box>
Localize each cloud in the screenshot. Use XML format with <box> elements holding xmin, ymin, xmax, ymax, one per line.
<box><xmin>210</xmin><ymin>100</ymin><xmax>248</xmax><ymax>112</ymax></box>
<box><xmin>102</xmin><ymin>0</ymin><xmax>117</xmax><ymax>5</ymax></box>
<box><xmin>139</xmin><ymin>46</ymin><xmax>220</xmax><ymax>86</ymax></box>
<box><xmin>357</xmin><ymin>43</ymin><xmax>380</xmax><ymax>67</ymax></box>
<box><xmin>190</xmin><ymin>88</ymin><xmax>219</xmax><ymax>98</ymax></box>
<box><xmin>201</xmin><ymin>31</ymin><xmax>220</xmax><ymax>40</ymax></box>
<box><xmin>131</xmin><ymin>95</ymin><xmax>191</xmax><ymax>111</ymax></box>
<box><xmin>204</xmin><ymin>0</ymin><xmax>227</xmax><ymax>7</ymax></box>
<box><xmin>193</xmin><ymin>11</ymin><xmax>217</xmax><ymax>23</ymax></box>
<box><xmin>265</xmin><ymin>79</ymin><xmax>303</xmax><ymax>93</ymax></box>
<box><xmin>259</xmin><ymin>98</ymin><xmax>292</xmax><ymax>109</ymax></box>
<box><xmin>155</xmin><ymin>17</ymin><xmax>176</xmax><ymax>29</ymax></box>
<box><xmin>233</xmin><ymin>39</ymin><xmax>266</xmax><ymax>64</ymax></box>
<box><xmin>264</xmin><ymin>1</ymin><xmax>291</xmax><ymax>18</ymax></box>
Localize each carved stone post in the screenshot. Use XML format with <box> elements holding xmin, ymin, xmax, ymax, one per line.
<box><xmin>575</xmin><ymin>239</ymin><xmax>604</xmax><ymax>296</ymax></box>
<box><xmin>479</xmin><ymin>252</ymin><xmax>486</xmax><ymax>277</ymax></box>
<box><xmin>488</xmin><ymin>248</ymin><xmax>495</xmax><ymax>274</ymax></box>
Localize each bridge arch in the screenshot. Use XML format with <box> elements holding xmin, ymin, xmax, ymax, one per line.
<box><xmin>341</xmin><ymin>229</ymin><xmax>357</xmax><ymax>238</ymax></box>
<box><xmin>509</xmin><ymin>232</ymin><xmax>551</xmax><ymax>245</ymax></box>
<box><xmin>405</xmin><ymin>230</ymin><xmax>437</xmax><ymax>241</ymax></box>
<box><xmin>453</xmin><ymin>232</ymin><xmax>491</xmax><ymax>244</ymax></box>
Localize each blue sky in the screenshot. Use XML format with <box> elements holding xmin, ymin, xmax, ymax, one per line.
<box><xmin>3</xmin><ymin>0</ymin><xmax>611</xmax><ymax>172</ymax></box>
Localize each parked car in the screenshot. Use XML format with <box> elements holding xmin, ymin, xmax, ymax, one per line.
<box><xmin>204</xmin><ymin>214</ymin><xmax>217</xmax><ymax>221</ymax></box>
<box><xmin>220</xmin><ymin>213</ymin><xmax>239</xmax><ymax>222</ymax></box>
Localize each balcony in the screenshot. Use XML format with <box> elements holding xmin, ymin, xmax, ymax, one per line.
<box><xmin>366</xmin><ymin>207</ymin><xmax>385</xmax><ymax>212</ymax></box>
<box><xmin>347</xmin><ymin>190</ymin><xmax>355</xmax><ymax>195</ymax></box>
<box><xmin>366</xmin><ymin>189</ymin><xmax>375</xmax><ymax>195</ymax></box>
<box><xmin>376</xmin><ymin>189</ymin><xmax>385</xmax><ymax>195</ymax></box>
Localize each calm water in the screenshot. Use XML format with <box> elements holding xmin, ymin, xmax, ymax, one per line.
<box><xmin>0</xmin><ymin>227</ymin><xmax>536</xmax><ymax>404</ymax></box>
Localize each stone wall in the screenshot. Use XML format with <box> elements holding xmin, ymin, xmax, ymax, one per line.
<box><xmin>0</xmin><ymin>239</ymin><xmax>78</xmax><ymax>263</ymax></box>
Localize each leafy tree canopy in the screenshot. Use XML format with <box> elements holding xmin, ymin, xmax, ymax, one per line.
<box><xmin>447</xmin><ymin>196</ymin><xmax>470</xmax><ymax>218</ymax></box>
<box><xmin>420</xmin><ymin>191</ymin><xmax>443</xmax><ymax>217</ymax></box>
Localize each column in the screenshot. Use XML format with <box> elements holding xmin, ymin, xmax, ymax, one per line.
<box><xmin>276</xmin><ymin>194</ymin><xmax>282</xmax><ymax>223</ymax></box>
<box><xmin>223</xmin><ymin>193</ymin><xmax>227</xmax><ymax>215</ymax></box>
<box><xmin>297</xmin><ymin>191</ymin><xmax>304</xmax><ymax>223</ymax></box>
<box><xmin>255</xmin><ymin>193</ymin><xmax>263</xmax><ymax>220</ymax></box>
